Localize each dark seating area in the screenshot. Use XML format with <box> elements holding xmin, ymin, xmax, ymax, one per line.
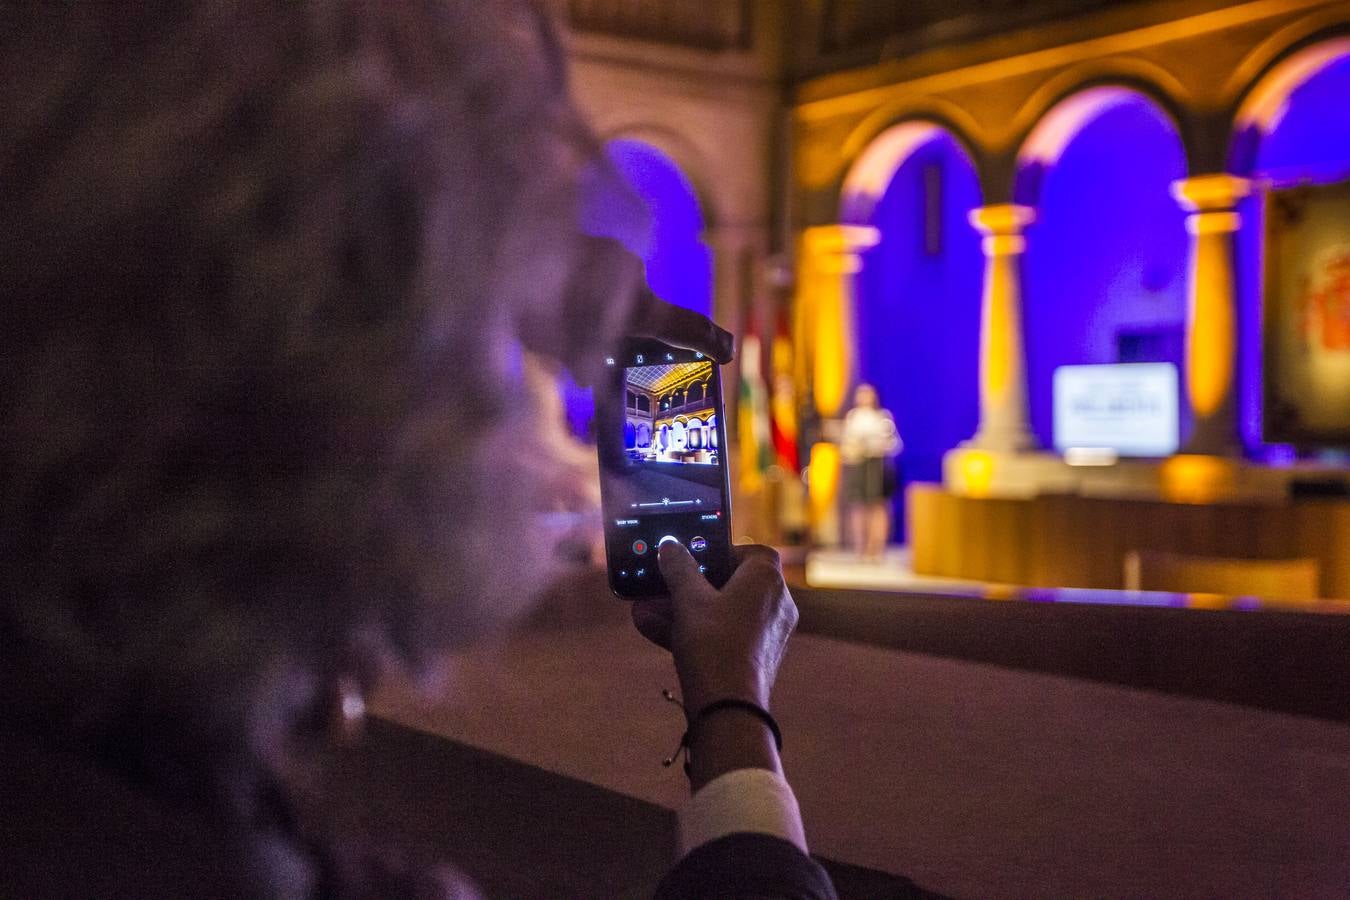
<box><xmin>337</xmin><ymin>718</ymin><xmax>940</xmax><ymax>899</ymax></box>
<box><xmin>791</xmin><ymin>582</ymin><xmax>1350</xmax><ymax>723</ymax></box>
<box><xmin>370</xmin><ymin>570</ymin><xmax>1350</xmax><ymax>899</ymax></box>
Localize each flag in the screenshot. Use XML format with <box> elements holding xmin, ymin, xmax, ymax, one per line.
<box><xmin>769</xmin><ymin>306</ymin><xmax>799</xmax><ymax>472</ymax></box>
<box><xmin>738</xmin><ymin>332</ymin><xmax>772</xmax><ymax>493</ymax></box>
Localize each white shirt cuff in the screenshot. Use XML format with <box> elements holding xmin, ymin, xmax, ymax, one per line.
<box><xmin>676</xmin><ymin>767</ymin><xmax>808</xmax><ymax>857</ymax></box>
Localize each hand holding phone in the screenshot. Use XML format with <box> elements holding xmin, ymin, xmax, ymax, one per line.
<box><xmin>595</xmin><ymin>339</ymin><xmax>735</xmax><ymax>597</ymax></box>
<box><xmin>634</xmin><ymin>542</ymin><xmax>796</xmax><ymax>708</ymax></box>
<box><xmin>632</xmin><ymin>542</ymin><xmax>799</xmax><ymax>789</ymax></box>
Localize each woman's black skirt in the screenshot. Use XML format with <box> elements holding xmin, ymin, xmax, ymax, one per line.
<box><xmin>844</xmin><ymin>456</ymin><xmax>897</xmax><ymax>504</ymax></box>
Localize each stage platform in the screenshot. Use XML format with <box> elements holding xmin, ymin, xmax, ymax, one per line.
<box><xmin>906</xmin><ymin>482</ymin><xmax>1350</xmax><ymax>599</ymax></box>
<box><xmin>804</xmin><ymin>547</ymin><xmax>985</xmax><ymax>594</ymax></box>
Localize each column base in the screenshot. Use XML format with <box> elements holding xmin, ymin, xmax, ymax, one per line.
<box><xmin>963</xmin><ymin>427</ymin><xmax>1039</xmax><ymax>454</ymax></box>
<box><xmin>944</xmin><ymin>448</ymin><xmax>1074</xmax><ymax>499</ymax></box>
<box><xmin>1181</xmin><ymin>408</ymin><xmax>1242</xmax><ymax>457</ymax></box>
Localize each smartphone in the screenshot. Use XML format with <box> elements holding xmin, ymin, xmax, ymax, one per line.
<box><xmin>596</xmin><ymin>338</ymin><xmax>735</xmax><ymax>598</ymax></box>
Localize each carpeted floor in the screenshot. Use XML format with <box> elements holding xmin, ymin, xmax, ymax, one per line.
<box><xmin>370</xmin><ymin>571</ymin><xmax>1350</xmax><ymax>899</ymax></box>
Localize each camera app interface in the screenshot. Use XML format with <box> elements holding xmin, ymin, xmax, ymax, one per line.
<box><xmin>602</xmin><ymin>348</ymin><xmax>729</xmax><ymax>590</ymax></box>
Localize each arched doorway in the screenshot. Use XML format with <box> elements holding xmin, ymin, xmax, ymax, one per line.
<box><xmin>1017</xmin><ymin>87</ymin><xmax>1190</xmax><ymax>449</ymax></box>
<box><xmin>1232</xmin><ymin>41</ymin><xmax>1350</xmax><ymax>455</ymax></box>
<box><xmin>604</xmin><ymin>138</ymin><xmax>713</xmax><ymax>319</ymax></box>
<box><xmin>842</xmin><ymin>122</ymin><xmax>984</xmax><ymax>539</ymax></box>
<box><xmin>565</xmin><ymin>137</ymin><xmax>715</xmax><ymax>438</ymax></box>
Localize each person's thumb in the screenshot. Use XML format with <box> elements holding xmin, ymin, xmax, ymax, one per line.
<box><xmin>658</xmin><ymin>540</ymin><xmax>705</xmax><ymax>598</ymax></box>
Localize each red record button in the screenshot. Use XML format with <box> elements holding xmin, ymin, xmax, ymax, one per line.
<box><xmin>632</xmin><ymin>539</ymin><xmax>649</xmax><ymax>556</ymax></box>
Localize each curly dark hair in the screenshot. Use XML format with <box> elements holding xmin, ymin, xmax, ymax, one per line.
<box><xmin>0</xmin><ymin>1</ymin><xmax>633</xmax><ymax>894</ymax></box>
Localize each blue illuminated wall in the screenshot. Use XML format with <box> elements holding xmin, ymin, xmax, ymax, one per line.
<box><xmin>1020</xmin><ymin>97</ymin><xmax>1190</xmax><ymax>449</ymax></box>
<box><xmin>853</xmin><ymin>132</ymin><xmax>983</xmax><ymax>535</ymax></box>
<box><xmin>1235</xmin><ymin>55</ymin><xmax>1350</xmax><ymax>455</ymax></box>
<box><xmin>605</xmin><ymin>139</ymin><xmax>714</xmax><ymax>319</ymax></box>
<box><xmin>566</xmin><ymin>139</ymin><xmax>714</xmax><ymax>438</ymax></box>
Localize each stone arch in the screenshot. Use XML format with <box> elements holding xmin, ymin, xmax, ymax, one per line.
<box><xmin>1228</xmin><ymin>33</ymin><xmax>1350</xmax><ymax>175</ymax></box>
<box><xmin>598</xmin><ymin>122</ymin><xmax>722</xmax><ymax>228</ymax></box>
<box><xmin>839</xmin><ymin>116</ymin><xmax>986</xmax><ymax>516</ymax></box>
<box><xmin>838</xmin><ymin>111</ymin><xmax>983</xmax><ymax>223</ymax></box>
<box><xmin>593</xmin><ymin>132</ymin><xmax>715</xmax><ymax>320</ymax></box>
<box><xmin>1013</xmin><ymin>81</ymin><xmax>1189</xmax><ymax>207</ymax></box>
<box><xmin>1014</xmin><ymin>82</ymin><xmax>1192</xmax><ymax>449</ymax></box>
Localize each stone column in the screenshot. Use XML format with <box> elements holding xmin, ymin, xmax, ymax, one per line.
<box><xmin>799</xmin><ymin>224</ymin><xmax>880</xmax><ymax>418</ymax></box>
<box><xmin>968</xmin><ymin>204</ymin><xmax>1037</xmax><ymax>451</ymax></box>
<box><xmin>797</xmin><ymin>224</ymin><xmax>880</xmax><ymax>545</ymax></box>
<box><xmin>705</xmin><ymin>222</ymin><xmax>767</xmax><ymax>334</ymax></box>
<box><xmin>1170</xmin><ymin>174</ymin><xmax>1252</xmax><ymax>455</ymax></box>
<box><xmin>705</xmin><ymin>222</ymin><xmax>769</xmax><ymax>537</ymax></box>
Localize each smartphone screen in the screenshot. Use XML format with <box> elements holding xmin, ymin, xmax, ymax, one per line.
<box><xmin>596</xmin><ymin>339</ymin><xmax>734</xmax><ymax>598</ymax></box>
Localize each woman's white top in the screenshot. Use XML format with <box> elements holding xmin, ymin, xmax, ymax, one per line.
<box><xmin>840</xmin><ymin>407</ymin><xmax>900</xmax><ymax>464</ymax></box>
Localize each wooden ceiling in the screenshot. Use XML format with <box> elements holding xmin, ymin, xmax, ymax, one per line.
<box><xmin>563</xmin><ymin>0</ymin><xmax>1145</xmax><ymax>81</ymax></box>
<box><xmin>564</xmin><ymin>0</ymin><xmax>753</xmax><ymax>53</ymax></box>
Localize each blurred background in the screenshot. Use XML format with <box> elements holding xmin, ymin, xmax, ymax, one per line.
<box><xmin>550</xmin><ymin>0</ymin><xmax>1350</xmax><ymax>608</ymax></box>
<box><xmin>370</xmin><ymin>4</ymin><xmax>1350</xmax><ymax>897</ymax></box>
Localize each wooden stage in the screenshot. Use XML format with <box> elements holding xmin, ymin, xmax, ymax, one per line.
<box><xmin>906</xmin><ymin>483</ymin><xmax>1350</xmax><ymax>600</ymax></box>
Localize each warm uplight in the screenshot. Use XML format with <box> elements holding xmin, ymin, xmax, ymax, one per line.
<box><xmin>956</xmin><ymin>449</ymin><xmax>996</xmax><ymax>497</ymax></box>
<box><xmin>1184</xmin><ymin>592</ymin><xmax>1237</xmax><ymax>611</ymax></box>
<box><xmin>1159</xmin><ymin>454</ymin><xmax>1239</xmax><ymax>504</ymax></box>
<box><xmin>806</xmin><ymin>441</ymin><xmax>841</xmax><ymax>524</ymax></box>
<box><xmin>983</xmin><ymin>583</ymin><xmax>1018</xmax><ymax>601</ymax></box>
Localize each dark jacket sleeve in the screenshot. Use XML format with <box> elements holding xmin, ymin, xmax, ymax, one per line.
<box><xmin>655</xmin><ymin>832</ymin><xmax>838</xmax><ymax>900</ymax></box>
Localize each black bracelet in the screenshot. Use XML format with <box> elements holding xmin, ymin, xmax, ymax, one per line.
<box><xmin>690</xmin><ymin>698</ymin><xmax>783</xmax><ymax>752</ymax></box>
<box><xmin>661</xmin><ymin>691</ymin><xmax>783</xmax><ymax>775</ymax></box>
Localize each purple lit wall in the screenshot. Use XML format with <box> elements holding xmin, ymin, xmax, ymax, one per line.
<box><xmin>566</xmin><ymin>139</ymin><xmax>714</xmax><ymax>438</ymax></box>
<box><xmin>853</xmin><ymin>132</ymin><xmax>983</xmax><ymax>536</ymax></box>
<box><xmin>1020</xmin><ymin>97</ymin><xmax>1190</xmax><ymax>449</ymax></box>
<box><xmin>605</xmin><ymin>139</ymin><xmax>714</xmax><ymax>319</ymax></box>
<box><xmin>1235</xmin><ymin>55</ymin><xmax>1350</xmax><ymax>455</ymax></box>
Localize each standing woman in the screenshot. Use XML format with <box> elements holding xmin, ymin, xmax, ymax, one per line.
<box><xmin>840</xmin><ymin>384</ymin><xmax>902</xmax><ymax>561</ymax></box>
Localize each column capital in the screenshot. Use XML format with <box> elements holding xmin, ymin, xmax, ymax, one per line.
<box><xmin>801</xmin><ymin>224</ymin><xmax>880</xmax><ymax>275</ymax></box>
<box><xmin>1171</xmin><ymin>174</ymin><xmax>1253</xmax><ymax>213</ymax></box>
<box><xmin>968</xmin><ymin>204</ymin><xmax>1036</xmax><ymax>236</ymax></box>
<box><xmin>969</xmin><ymin>205</ymin><xmax>1036</xmax><ymax>257</ymax></box>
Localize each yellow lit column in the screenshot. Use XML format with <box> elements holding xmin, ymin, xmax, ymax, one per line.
<box><xmin>800</xmin><ymin>225</ymin><xmax>880</xmax><ymax>416</ymax></box>
<box><xmin>798</xmin><ymin>224</ymin><xmax>880</xmax><ymax>544</ymax></box>
<box><xmin>1171</xmin><ymin>174</ymin><xmax>1251</xmax><ymax>455</ymax></box>
<box><xmin>969</xmin><ymin>204</ymin><xmax>1037</xmax><ymax>451</ymax></box>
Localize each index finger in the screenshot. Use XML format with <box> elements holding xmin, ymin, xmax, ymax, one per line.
<box><xmin>628</xmin><ymin>287</ymin><xmax>735</xmax><ymax>364</ymax></box>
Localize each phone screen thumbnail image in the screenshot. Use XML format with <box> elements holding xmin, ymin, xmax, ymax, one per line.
<box><xmin>609</xmin><ymin>359</ymin><xmax>724</xmax><ymax>517</ymax></box>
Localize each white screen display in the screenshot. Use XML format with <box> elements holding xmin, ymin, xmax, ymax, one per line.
<box><xmin>1053</xmin><ymin>363</ymin><xmax>1180</xmax><ymax>457</ymax></box>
